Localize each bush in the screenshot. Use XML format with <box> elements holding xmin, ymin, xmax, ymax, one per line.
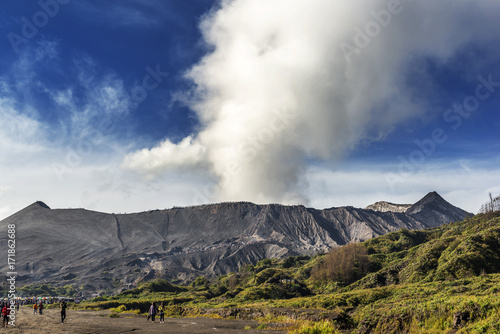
<box><xmin>291</xmin><ymin>320</ymin><xmax>338</xmax><ymax>334</ymax></box>
<box><xmin>256</xmin><ymin>259</ymin><xmax>272</xmax><ymax>267</ymax></box>
<box><xmin>147</xmin><ymin>279</ymin><xmax>182</xmax><ymax>292</ymax></box>
<box><xmin>240</xmin><ymin>264</ymin><xmax>255</xmax><ymax>273</ymax></box>
<box><xmin>227</xmin><ymin>274</ymin><xmax>240</xmax><ymax>291</ymax></box>
<box><xmin>110</xmin><ymin>304</ymin><xmax>127</xmax><ymax>313</ymax></box>
<box><xmin>191</xmin><ymin>276</ymin><xmax>208</xmax><ymax>290</ymax></box>
<box><xmin>254</xmin><ymin>268</ymin><xmax>283</xmax><ymax>285</ymax></box>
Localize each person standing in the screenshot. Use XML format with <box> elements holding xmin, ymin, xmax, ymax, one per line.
<box><xmin>2</xmin><ymin>304</ymin><xmax>10</xmax><ymax>327</ymax></box>
<box><xmin>60</xmin><ymin>300</ymin><xmax>67</xmax><ymax>324</ymax></box>
<box><xmin>38</xmin><ymin>301</ymin><xmax>44</xmax><ymax>315</ymax></box>
<box><xmin>148</xmin><ymin>302</ymin><xmax>158</xmax><ymax>322</ymax></box>
<box><xmin>158</xmin><ymin>302</ymin><xmax>165</xmax><ymax>323</ymax></box>
<box><xmin>33</xmin><ymin>302</ymin><xmax>38</xmax><ymax>315</ymax></box>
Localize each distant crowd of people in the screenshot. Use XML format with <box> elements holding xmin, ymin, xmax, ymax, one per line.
<box><xmin>2</xmin><ymin>298</ymin><xmax>168</xmax><ymax>326</ymax></box>
<box><xmin>20</xmin><ymin>297</ymin><xmax>69</xmax><ymax>305</ymax></box>
<box><xmin>0</xmin><ymin>298</ymin><xmax>69</xmax><ymax>325</ymax></box>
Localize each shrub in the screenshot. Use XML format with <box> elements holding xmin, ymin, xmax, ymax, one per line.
<box><xmin>148</xmin><ymin>279</ymin><xmax>182</xmax><ymax>292</ymax></box>
<box><xmin>191</xmin><ymin>276</ymin><xmax>208</xmax><ymax>290</ymax></box>
<box><xmin>240</xmin><ymin>264</ymin><xmax>255</xmax><ymax>273</ymax></box>
<box><xmin>254</xmin><ymin>268</ymin><xmax>283</xmax><ymax>285</ymax></box>
<box><xmin>290</xmin><ymin>320</ymin><xmax>338</xmax><ymax>334</ymax></box>
<box><xmin>110</xmin><ymin>304</ymin><xmax>127</xmax><ymax>313</ymax></box>
<box><xmin>256</xmin><ymin>259</ymin><xmax>272</xmax><ymax>267</ymax></box>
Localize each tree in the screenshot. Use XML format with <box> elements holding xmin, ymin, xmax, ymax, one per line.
<box><xmin>311</xmin><ymin>242</ymin><xmax>370</xmax><ymax>285</ymax></box>
<box><xmin>479</xmin><ymin>193</ymin><xmax>500</xmax><ymax>213</ymax></box>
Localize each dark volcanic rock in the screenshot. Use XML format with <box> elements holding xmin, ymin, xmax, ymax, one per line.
<box><xmin>0</xmin><ymin>192</ymin><xmax>471</xmax><ymax>293</ymax></box>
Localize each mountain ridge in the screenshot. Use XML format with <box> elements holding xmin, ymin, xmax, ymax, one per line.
<box><xmin>0</xmin><ymin>192</ymin><xmax>472</xmax><ymax>293</ymax></box>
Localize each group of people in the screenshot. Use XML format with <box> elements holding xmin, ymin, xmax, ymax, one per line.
<box><xmin>32</xmin><ymin>301</ymin><xmax>44</xmax><ymax>315</ymax></box>
<box><xmin>0</xmin><ymin>301</ymin><xmax>18</xmax><ymax>311</ymax></box>
<box><xmin>33</xmin><ymin>300</ymin><xmax>68</xmax><ymax>323</ymax></box>
<box><xmin>147</xmin><ymin>302</ymin><xmax>165</xmax><ymax>323</ymax></box>
<box><xmin>3</xmin><ymin>298</ymin><xmax>167</xmax><ymax>325</ymax></box>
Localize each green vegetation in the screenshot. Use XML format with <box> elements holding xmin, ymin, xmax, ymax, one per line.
<box><xmin>9</xmin><ymin>283</ymin><xmax>79</xmax><ymax>297</ymax></box>
<box><xmin>289</xmin><ymin>320</ymin><xmax>339</xmax><ymax>334</ymax></box>
<box><xmin>311</xmin><ymin>243</ymin><xmax>370</xmax><ymax>286</ymax></box>
<box><xmin>66</xmin><ymin>212</ymin><xmax>500</xmax><ymax>332</ymax></box>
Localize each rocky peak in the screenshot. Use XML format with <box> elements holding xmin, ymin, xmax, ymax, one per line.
<box><xmin>33</xmin><ymin>201</ymin><xmax>51</xmax><ymax>209</ymax></box>
<box><xmin>405</xmin><ymin>192</ymin><xmax>472</xmax><ymax>223</ymax></box>
<box><xmin>406</xmin><ymin>191</ymin><xmax>447</xmax><ymax>215</ymax></box>
<box><xmin>365</xmin><ymin>201</ymin><xmax>411</xmax><ymax>213</ymax></box>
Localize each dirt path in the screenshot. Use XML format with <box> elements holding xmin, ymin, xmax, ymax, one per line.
<box><xmin>0</xmin><ymin>307</ymin><xmax>287</xmax><ymax>334</ymax></box>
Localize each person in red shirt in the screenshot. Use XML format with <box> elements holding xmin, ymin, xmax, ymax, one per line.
<box><xmin>2</xmin><ymin>305</ymin><xmax>10</xmax><ymax>327</ymax></box>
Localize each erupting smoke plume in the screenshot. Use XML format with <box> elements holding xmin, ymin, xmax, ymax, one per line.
<box><xmin>122</xmin><ymin>0</ymin><xmax>499</xmax><ymax>204</ymax></box>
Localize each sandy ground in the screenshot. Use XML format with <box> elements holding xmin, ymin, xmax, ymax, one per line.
<box><xmin>0</xmin><ymin>307</ymin><xmax>287</xmax><ymax>334</ymax></box>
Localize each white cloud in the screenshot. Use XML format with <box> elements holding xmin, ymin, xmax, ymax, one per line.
<box><xmin>0</xmin><ymin>42</ymin><xmax>136</xmax><ymax>220</ymax></box>
<box><xmin>10</xmin><ymin>40</ymin><xmax>59</xmax><ymax>99</ymax></box>
<box><xmin>124</xmin><ymin>0</ymin><xmax>500</xmax><ymax>205</ymax></box>
<box><xmin>123</xmin><ymin>136</ymin><xmax>207</xmax><ymax>175</ymax></box>
<box><xmin>0</xmin><ymin>186</ymin><xmax>12</xmax><ymax>197</ymax></box>
<box><xmin>2</xmin><ymin>41</ymin><xmax>131</xmax><ymax>143</ymax></box>
<box><xmin>0</xmin><ymin>97</ymin><xmax>47</xmax><ymax>158</ymax></box>
<box><xmin>0</xmin><ymin>206</ymin><xmax>13</xmax><ymax>220</ymax></box>
<box><xmin>62</xmin><ymin>73</ymin><xmax>131</xmax><ymax>140</ymax></box>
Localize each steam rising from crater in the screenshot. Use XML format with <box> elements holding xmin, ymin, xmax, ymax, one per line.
<box><xmin>123</xmin><ymin>0</ymin><xmax>500</xmax><ymax>204</ymax></box>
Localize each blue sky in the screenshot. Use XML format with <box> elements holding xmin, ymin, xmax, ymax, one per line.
<box><xmin>1</xmin><ymin>0</ymin><xmax>499</xmax><ymax>219</ymax></box>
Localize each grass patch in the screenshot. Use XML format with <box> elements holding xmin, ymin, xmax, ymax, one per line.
<box><xmin>289</xmin><ymin>320</ymin><xmax>340</xmax><ymax>334</ymax></box>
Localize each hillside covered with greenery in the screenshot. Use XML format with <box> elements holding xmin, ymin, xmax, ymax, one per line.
<box><xmin>55</xmin><ymin>212</ymin><xmax>500</xmax><ymax>332</ymax></box>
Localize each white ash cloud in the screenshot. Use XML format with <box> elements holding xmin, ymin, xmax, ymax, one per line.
<box><xmin>122</xmin><ymin>0</ymin><xmax>500</xmax><ymax>204</ymax></box>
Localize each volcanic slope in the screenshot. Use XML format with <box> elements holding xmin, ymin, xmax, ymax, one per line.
<box><xmin>0</xmin><ymin>192</ymin><xmax>471</xmax><ymax>293</ymax></box>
